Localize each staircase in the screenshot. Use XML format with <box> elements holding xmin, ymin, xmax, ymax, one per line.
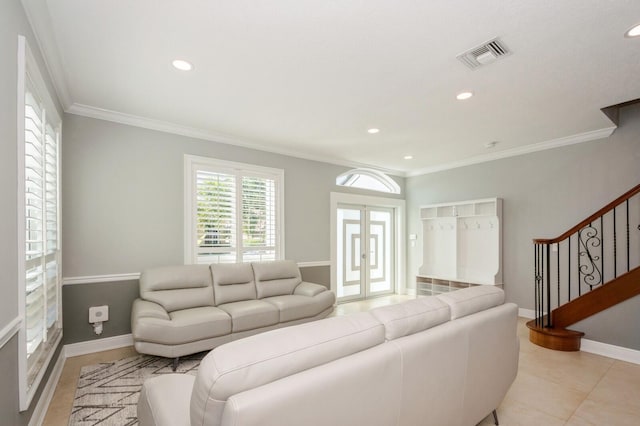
<box><xmin>527</xmin><ymin>183</ymin><xmax>640</xmax><ymax>351</ymax></box>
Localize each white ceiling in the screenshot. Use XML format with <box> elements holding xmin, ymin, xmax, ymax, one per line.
<box><xmin>25</xmin><ymin>0</ymin><xmax>640</xmax><ymax>176</ymax></box>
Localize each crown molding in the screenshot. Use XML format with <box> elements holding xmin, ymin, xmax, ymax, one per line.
<box><xmin>406</xmin><ymin>126</ymin><xmax>616</xmax><ymax>177</ymax></box>
<box><xmin>20</xmin><ymin>0</ymin><xmax>72</xmax><ymax>109</ymax></box>
<box><xmin>66</xmin><ymin>103</ymin><xmax>404</xmax><ymax>176</ymax></box>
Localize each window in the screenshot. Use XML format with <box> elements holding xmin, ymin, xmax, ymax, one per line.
<box><xmin>185</xmin><ymin>155</ymin><xmax>284</xmax><ymax>264</ymax></box>
<box><xmin>336</xmin><ymin>168</ymin><xmax>401</xmax><ymax>194</ymax></box>
<box><xmin>17</xmin><ymin>36</ymin><xmax>62</xmax><ymax>410</ymax></box>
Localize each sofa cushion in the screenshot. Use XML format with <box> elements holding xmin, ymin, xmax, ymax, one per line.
<box><xmin>370</xmin><ymin>296</ymin><xmax>451</xmax><ymax>341</ymax></box>
<box><xmin>293</xmin><ymin>281</ymin><xmax>327</xmax><ymax>297</ymax></box>
<box><xmin>217</xmin><ymin>300</ymin><xmax>279</xmax><ymax>332</ymax></box>
<box><xmin>211</xmin><ymin>263</ymin><xmax>257</xmax><ymax>305</ymax></box>
<box><xmin>252</xmin><ymin>260</ymin><xmax>302</xmax><ymax>298</ymax></box>
<box><xmin>140</xmin><ymin>265</ymin><xmax>214</xmax><ymax>312</ymax></box>
<box><xmin>437</xmin><ymin>286</ymin><xmax>505</xmax><ymax>320</ymax></box>
<box><xmin>134</xmin><ymin>306</ymin><xmax>231</xmax><ymax>345</ymax></box>
<box><xmin>190</xmin><ymin>312</ymin><xmax>385</xmax><ymax>426</ymax></box>
<box><xmin>263</xmin><ymin>292</ymin><xmax>335</xmax><ymax>323</ymax></box>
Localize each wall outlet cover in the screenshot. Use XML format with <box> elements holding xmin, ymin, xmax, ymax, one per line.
<box><xmin>89</xmin><ymin>305</ymin><xmax>109</xmax><ymax>323</ymax></box>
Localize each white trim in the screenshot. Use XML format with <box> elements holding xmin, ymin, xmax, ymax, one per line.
<box><xmin>407</xmin><ymin>127</ymin><xmax>616</xmax><ymax>177</ymax></box>
<box><xmin>62</xmin><ymin>273</ymin><xmax>141</xmax><ymax>286</ymax></box>
<box><xmin>518</xmin><ymin>308</ymin><xmax>536</xmax><ymax>319</ymax></box>
<box><xmin>517</xmin><ymin>308</ymin><xmax>640</xmax><ymax>364</ymax></box>
<box><xmin>17</xmin><ymin>34</ymin><xmax>28</xmax><ymax>411</ymax></box>
<box><xmin>184</xmin><ymin>154</ymin><xmax>285</xmax><ymax>265</ymax></box>
<box><xmin>28</xmin><ymin>345</ymin><xmax>65</xmax><ymax>426</ymax></box>
<box><xmin>297</xmin><ymin>261</ymin><xmax>331</xmax><ymax>268</ymax></box>
<box><xmin>0</xmin><ymin>317</ymin><xmax>22</xmax><ymax>349</ymax></box>
<box><xmin>64</xmin><ymin>334</ymin><xmax>134</xmax><ymax>358</ymax></box>
<box><xmin>336</xmin><ymin>168</ymin><xmax>401</xmax><ymax>194</ymax></box>
<box><xmin>19</xmin><ymin>0</ymin><xmax>71</xmax><ymax>109</ymax></box>
<box><xmin>330</xmin><ymin>192</ymin><xmax>406</xmax><ymax>300</ymax></box>
<box><xmin>70</xmin><ymin>103</ymin><xmax>403</xmax><ymax>176</ymax></box>
<box><xmin>581</xmin><ymin>339</ymin><xmax>640</xmax><ymax>365</ymax></box>
<box><xmin>405</xmin><ymin>288</ymin><xmax>418</xmax><ymax>296</ymax></box>
<box><xmin>61</xmin><ymin>265</ymin><xmax>331</xmax><ymax>286</ymax></box>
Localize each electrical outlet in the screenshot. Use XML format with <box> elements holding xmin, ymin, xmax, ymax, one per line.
<box><xmin>89</xmin><ymin>305</ymin><xmax>109</xmax><ymax>323</ymax></box>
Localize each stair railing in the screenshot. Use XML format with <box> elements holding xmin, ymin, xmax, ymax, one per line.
<box><xmin>533</xmin><ymin>184</ymin><xmax>640</xmax><ymax>328</ymax></box>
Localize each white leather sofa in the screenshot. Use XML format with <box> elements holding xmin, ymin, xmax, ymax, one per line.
<box><xmin>138</xmin><ymin>286</ymin><xmax>519</xmax><ymax>426</ymax></box>
<box><xmin>131</xmin><ymin>260</ymin><xmax>335</xmax><ymax>366</ymax></box>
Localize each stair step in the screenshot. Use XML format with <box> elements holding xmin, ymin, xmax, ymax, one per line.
<box><xmin>526</xmin><ymin>320</ymin><xmax>585</xmax><ymax>351</ymax></box>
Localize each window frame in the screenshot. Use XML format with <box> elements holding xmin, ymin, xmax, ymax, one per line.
<box><xmin>16</xmin><ymin>35</ymin><xmax>63</xmax><ymax>411</ymax></box>
<box><xmin>184</xmin><ymin>154</ymin><xmax>285</xmax><ymax>264</ymax></box>
<box><xmin>336</xmin><ymin>168</ymin><xmax>401</xmax><ymax>194</ymax></box>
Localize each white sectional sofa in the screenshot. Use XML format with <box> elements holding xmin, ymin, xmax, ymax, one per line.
<box><xmin>138</xmin><ymin>286</ymin><xmax>519</xmax><ymax>426</ymax></box>
<box><xmin>131</xmin><ymin>260</ymin><xmax>335</xmax><ymax>367</ymax></box>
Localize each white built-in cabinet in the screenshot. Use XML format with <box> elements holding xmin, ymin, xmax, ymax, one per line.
<box><xmin>418</xmin><ymin>198</ymin><xmax>502</xmax><ymax>292</ymax></box>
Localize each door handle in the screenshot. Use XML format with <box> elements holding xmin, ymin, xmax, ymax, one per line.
<box><xmin>362</xmin><ymin>253</ymin><xmax>366</xmax><ymax>259</ymax></box>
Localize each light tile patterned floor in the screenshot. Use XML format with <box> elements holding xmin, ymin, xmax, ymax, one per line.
<box><xmin>44</xmin><ymin>295</ymin><xmax>640</xmax><ymax>425</ymax></box>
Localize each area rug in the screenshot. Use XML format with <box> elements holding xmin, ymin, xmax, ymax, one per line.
<box><xmin>69</xmin><ymin>352</ymin><xmax>205</xmax><ymax>426</ymax></box>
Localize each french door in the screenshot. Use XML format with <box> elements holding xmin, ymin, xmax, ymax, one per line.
<box><xmin>336</xmin><ymin>204</ymin><xmax>395</xmax><ymax>301</ymax></box>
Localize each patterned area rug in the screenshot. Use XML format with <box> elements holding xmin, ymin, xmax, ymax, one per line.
<box><xmin>69</xmin><ymin>352</ymin><xmax>205</xmax><ymax>426</ymax></box>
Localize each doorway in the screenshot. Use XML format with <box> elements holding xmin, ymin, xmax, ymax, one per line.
<box><xmin>336</xmin><ymin>204</ymin><xmax>396</xmax><ymax>301</ymax></box>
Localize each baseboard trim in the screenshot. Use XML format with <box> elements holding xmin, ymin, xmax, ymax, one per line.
<box><xmin>28</xmin><ymin>345</ymin><xmax>66</xmax><ymax>426</ymax></box>
<box><xmin>517</xmin><ymin>309</ymin><xmax>640</xmax><ymax>364</ymax></box>
<box><xmin>518</xmin><ymin>308</ymin><xmax>536</xmax><ymax>319</ymax></box>
<box><xmin>581</xmin><ymin>339</ymin><xmax>640</xmax><ymax>365</ymax></box>
<box><xmin>64</xmin><ymin>334</ymin><xmax>134</xmax><ymax>358</ymax></box>
<box><xmin>0</xmin><ymin>316</ymin><xmax>21</xmax><ymax>349</ymax></box>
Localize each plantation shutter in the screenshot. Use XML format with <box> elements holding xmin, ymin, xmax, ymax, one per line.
<box><xmin>196</xmin><ymin>170</ymin><xmax>238</xmax><ymax>263</ymax></box>
<box><xmin>241</xmin><ymin>176</ymin><xmax>277</xmax><ymax>261</ymax></box>
<box><xmin>189</xmin><ymin>157</ymin><xmax>282</xmax><ymax>265</ymax></box>
<box><xmin>23</xmin><ymin>81</ymin><xmax>60</xmax><ymax>363</ymax></box>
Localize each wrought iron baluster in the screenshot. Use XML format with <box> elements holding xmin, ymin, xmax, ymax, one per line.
<box><xmin>614</xmin><ymin>206</ymin><xmax>617</xmax><ymax>278</ymax></box>
<box><xmin>546</xmin><ymin>244</ymin><xmax>551</xmax><ymax>328</ymax></box>
<box><xmin>579</xmin><ymin>222</ymin><xmax>602</xmax><ymax>291</ymax></box>
<box><xmin>557</xmin><ymin>243</ymin><xmax>560</xmax><ymax>309</ymax></box>
<box><xmin>627</xmin><ymin>199</ymin><xmax>630</xmax><ymax>272</ymax></box>
<box><xmin>568</xmin><ymin>237</ymin><xmax>571</xmax><ymax>302</ymax></box>
<box><xmin>601</xmin><ymin>216</ymin><xmax>604</xmax><ymax>283</ymax></box>
<box><xmin>533</xmin><ymin>244</ymin><xmax>540</xmax><ymax>326</ymax></box>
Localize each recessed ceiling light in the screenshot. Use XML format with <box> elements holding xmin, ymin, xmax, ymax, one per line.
<box><xmin>456</xmin><ymin>91</ymin><xmax>474</xmax><ymax>100</ymax></box>
<box><xmin>367</xmin><ymin>128</ymin><xmax>380</xmax><ymax>134</ymax></box>
<box><xmin>625</xmin><ymin>23</ymin><xmax>640</xmax><ymax>38</ymax></box>
<box><xmin>403</xmin><ymin>155</ymin><xmax>413</xmax><ymax>160</ymax></box>
<box><xmin>172</xmin><ymin>59</ymin><xmax>193</xmax><ymax>71</ymax></box>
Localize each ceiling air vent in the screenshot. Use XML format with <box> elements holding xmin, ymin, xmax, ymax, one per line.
<box><xmin>457</xmin><ymin>38</ymin><xmax>511</xmax><ymax>70</ymax></box>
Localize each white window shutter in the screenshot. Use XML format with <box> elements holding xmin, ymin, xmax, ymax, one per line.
<box><xmin>186</xmin><ymin>156</ymin><xmax>283</xmax><ymax>265</ymax></box>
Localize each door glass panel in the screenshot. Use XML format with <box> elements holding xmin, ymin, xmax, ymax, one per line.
<box><xmin>369</xmin><ymin>209</ymin><xmax>393</xmax><ymax>294</ymax></box>
<box><xmin>337</xmin><ymin>207</ymin><xmax>363</xmax><ymax>298</ymax></box>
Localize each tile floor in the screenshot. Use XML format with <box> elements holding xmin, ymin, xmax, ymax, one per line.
<box><xmin>44</xmin><ymin>295</ymin><xmax>640</xmax><ymax>425</ymax></box>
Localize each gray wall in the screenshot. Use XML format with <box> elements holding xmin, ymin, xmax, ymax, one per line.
<box><xmin>0</xmin><ymin>0</ymin><xmax>64</xmax><ymax>423</ymax></box>
<box><xmin>61</xmin><ymin>114</ymin><xmax>404</xmax><ymax>277</ymax></box>
<box><xmin>60</xmin><ymin>114</ymin><xmax>401</xmax><ymax>342</ymax></box>
<box><xmin>62</xmin><ymin>265</ymin><xmax>329</xmax><ymax>344</ymax></box>
<box><xmin>405</xmin><ymin>104</ymin><xmax>640</xmax><ymax>349</ymax></box>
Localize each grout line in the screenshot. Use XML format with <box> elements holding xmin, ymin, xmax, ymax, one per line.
<box><xmin>563</xmin><ymin>358</ymin><xmax>616</xmax><ymax>424</ymax></box>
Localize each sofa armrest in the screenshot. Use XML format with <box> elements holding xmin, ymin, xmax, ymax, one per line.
<box><xmin>138</xmin><ymin>374</ymin><xmax>193</xmax><ymax>426</ymax></box>
<box><xmin>132</xmin><ymin>299</ymin><xmax>170</xmax><ymax>321</ymax></box>
<box><xmin>293</xmin><ymin>281</ymin><xmax>327</xmax><ymax>297</ymax></box>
